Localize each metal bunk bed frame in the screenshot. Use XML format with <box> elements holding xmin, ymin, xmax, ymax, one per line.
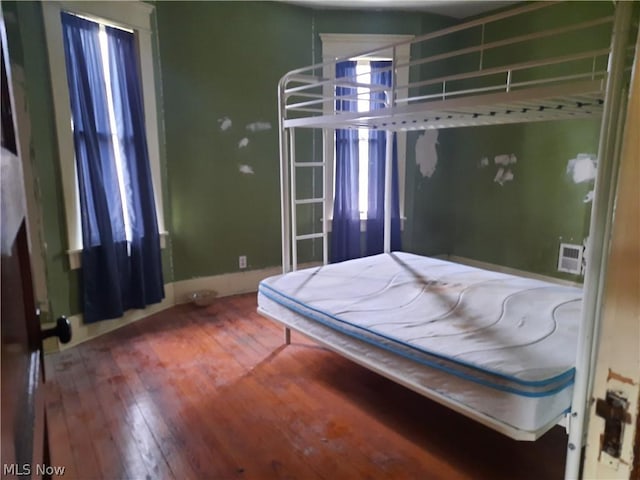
<box><xmin>274</xmin><ymin>2</ymin><xmax>636</xmax><ymax>478</ymax></box>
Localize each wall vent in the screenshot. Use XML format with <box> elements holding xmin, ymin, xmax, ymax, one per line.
<box><xmin>558</xmin><ymin>243</ymin><xmax>583</xmax><ymax>275</ymax></box>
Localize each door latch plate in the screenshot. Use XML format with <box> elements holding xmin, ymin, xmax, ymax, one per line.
<box><xmin>595</xmin><ymin>390</ymin><xmax>632</xmax><ymax>460</ymax></box>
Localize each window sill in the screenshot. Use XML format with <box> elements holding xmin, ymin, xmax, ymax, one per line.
<box><xmin>324</xmin><ymin>217</ymin><xmax>406</xmax><ymax>233</ymax></box>
<box><xmin>67</xmin><ymin>231</ymin><xmax>169</xmax><ymax>270</ymax></box>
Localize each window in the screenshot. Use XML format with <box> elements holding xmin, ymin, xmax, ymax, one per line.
<box><xmin>43</xmin><ymin>1</ymin><xmax>165</xmax><ymax>269</ymax></box>
<box><xmin>47</xmin><ymin>6</ymin><xmax>165</xmax><ymax>322</ymax></box>
<box><xmin>71</xmin><ymin>17</ymin><xmax>136</xmax><ymax>243</ymax></box>
<box><xmin>320</xmin><ymin>33</ymin><xmax>412</xmax><ymax>227</ymax></box>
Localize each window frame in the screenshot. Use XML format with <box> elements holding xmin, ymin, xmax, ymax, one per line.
<box><xmin>42</xmin><ymin>0</ymin><xmax>166</xmax><ymax>269</ymax></box>
<box><xmin>320</xmin><ymin>33</ymin><xmax>413</xmax><ymax>230</ymax></box>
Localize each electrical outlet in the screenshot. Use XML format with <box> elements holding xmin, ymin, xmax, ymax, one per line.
<box><xmin>239</xmin><ymin>255</ymin><xmax>247</xmax><ymax>269</ymax></box>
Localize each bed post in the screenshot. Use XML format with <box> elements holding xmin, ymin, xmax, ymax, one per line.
<box><xmin>289</xmin><ymin>128</ymin><xmax>298</xmax><ymax>272</ymax></box>
<box><xmin>322</xmin><ymin>128</ymin><xmax>330</xmax><ymax>266</ymax></box>
<box><xmin>278</xmin><ymin>78</ymin><xmax>291</xmax><ymax>276</ymax></box>
<box><xmin>383</xmin><ymin>129</ymin><xmax>393</xmax><ymax>254</ymax></box>
<box><xmin>564</xmin><ymin>2</ymin><xmax>633</xmax><ymax>479</ymax></box>
<box><xmin>278</xmin><ymin>77</ymin><xmax>292</xmax><ymax>346</ymax></box>
<box><xmin>383</xmin><ymin>50</ymin><xmax>396</xmax><ymax>255</ymax></box>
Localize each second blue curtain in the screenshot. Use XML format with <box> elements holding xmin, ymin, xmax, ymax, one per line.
<box><xmin>330</xmin><ymin>61</ymin><xmax>361</xmax><ymax>263</ymax></box>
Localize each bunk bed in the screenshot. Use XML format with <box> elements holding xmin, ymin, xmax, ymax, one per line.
<box><xmin>259</xmin><ymin>251</ymin><xmax>582</xmax><ymax>439</ymax></box>
<box><xmin>257</xmin><ymin>2</ymin><xmax>636</xmax><ymax>479</ymax></box>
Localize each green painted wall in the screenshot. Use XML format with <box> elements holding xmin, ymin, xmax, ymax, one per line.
<box><xmin>401</xmin><ymin>14</ymin><xmax>459</xmax><ymax>258</ymax></box>
<box><xmin>157</xmin><ymin>1</ymin><xmax>311</xmax><ymax>278</ymax></box>
<box><xmin>403</xmin><ymin>130</ymin><xmax>454</xmax><ymax>257</ymax></box>
<box><xmin>441</xmin><ymin>120</ymin><xmax>600</xmax><ymax>281</ymax></box>
<box><xmin>411</xmin><ymin>1</ymin><xmax>615</xmax><ymax>280</ymax></box>
<box><xmin>157</xmin><ymin>1</ymin><xmax>450</xmax><ymax>278</ymax></box>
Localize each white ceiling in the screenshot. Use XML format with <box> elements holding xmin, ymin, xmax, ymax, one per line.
<box><xmin>280</xmin><ymin>0</ymin><xmax>519</xmax><ymax>19</ymax></box>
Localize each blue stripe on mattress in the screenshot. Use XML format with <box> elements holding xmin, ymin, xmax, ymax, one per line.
<box><xmin>259</xmin><ymin>281</ymin><xmax>575</xmax><ymax>398</ymax></box>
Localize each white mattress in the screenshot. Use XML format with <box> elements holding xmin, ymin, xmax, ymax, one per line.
<box><xmin>257</xmin><ymin>252</ymin><xmax>583</xmax><ymax>437</ymax></box>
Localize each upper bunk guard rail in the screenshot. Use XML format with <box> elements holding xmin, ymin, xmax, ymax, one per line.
<box><xmin>278</xmin><ymin>1</ymin><xmax>615</xmax><ymax>132</ymax></box>
<box><xmin>279</xmin><ymin>0</ymin><xmax>551</xmax><ymax>81</ymax></box>
<box><xmin>402</xmin><ymin>48</ymin><xmax>611</xmax><ymax>99</ymax></box>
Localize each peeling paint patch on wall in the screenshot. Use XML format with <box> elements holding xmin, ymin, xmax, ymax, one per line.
<box><xmin>584</xmin><ymin>190</ymin><xmax>595</xmax><ymax>203</ymax></box>
<box><xmin>415</xmin><ymin>130</ymin><xmax>438</xmax><ymax>178</ymax></box>
<box><xmin>218</xmin><ymin>116</ymin><xmax>232</xmax><ymax>131</ymax></box>
<box><xmin>238</xmin><ymin>164</ymin><xmax>254</xmax><ymax>175</ymax></box>
<box><xmin>494</xmin><ymin>167</ymin><xmax>514</xmax><ymax>186</ymax></box>
<box><xmin>238</xmin><ymin>138</ymin><xmax>249</xmax><ymax>148</ymax></box>
<box><xmin>246</xmin><ymin>121</ymin><xmax>272</xmax><ymax>132</ymax></box>
<box><xmin>481</xmin><ymin>153</ymin><xmax>517</xmax><ymax>186</ymax></box>
<box><xmin>567</xmin><ymin>153</ymin><xmax>597</xmax><ymax>183</ymax></box>
<box><xmin>494</xmin><ymin>153</ymin><xmax>517</xmax><ymax>165</ymax></box>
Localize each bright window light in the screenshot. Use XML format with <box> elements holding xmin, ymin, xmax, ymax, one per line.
<box><xmin>98</xmin><ymin>24</ymin><xmax>132</xmax><ymax>243</ymax></box>
<box><xmin>356</xmin><ymin>61</ymin><xmax>371</xmax><ymax>217</ymax></box>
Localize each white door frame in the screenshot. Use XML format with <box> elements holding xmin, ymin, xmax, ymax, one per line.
<box><xmin>581</xmin><ymin>26</ymin><xmax>640</xmax><ymax>479</ymax></box>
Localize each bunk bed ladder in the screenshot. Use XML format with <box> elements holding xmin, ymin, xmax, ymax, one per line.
<box><xmin>287</xmin><ymin>128</ymin><xmax>329</xmax><ymax>272</ymax></box>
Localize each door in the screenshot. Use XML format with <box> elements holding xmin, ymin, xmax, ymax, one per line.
<box><xmin>582</xmin><ymin>31</ymin><xmax>640</xmax><ymax>479</ymax></box>
<box><xmin>0</xmin><ymin>26</ymin><xmax>52</xmax><ymax>478</ymax></box>
<box><xmin>0</xmin><ymin>198</ymin><xmax>49</xmax><ymax>480</ymax></box>
<box><xmin>0</xmin><ymin>13</ymin><xmax>74</xmax><ymax>474</ymax></box>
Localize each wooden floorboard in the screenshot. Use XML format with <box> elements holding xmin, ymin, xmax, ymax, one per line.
<box><xmin>44</xmin><ymin>293</ymin><xmax>567</xmax><ymax>480</ymax></box>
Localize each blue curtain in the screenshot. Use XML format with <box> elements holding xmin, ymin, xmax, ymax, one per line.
<box><xmin>106</xmin><ymin>26</ymin><xmax>164</xmax><ymax>311</ymax></box>
<box><xmin>62</xmin><ymin>13</ymin><xmax>164</xmax><ymax>323</ymax></box>
<box><xmin>366</xmin><ymin>61</ymin><xmax>401</xmax><ymax>256</ymax></box>
<box><xmin>330</xmin><ymin>61</ymin><xmax>361</xmax><ymax>263</ymax></box>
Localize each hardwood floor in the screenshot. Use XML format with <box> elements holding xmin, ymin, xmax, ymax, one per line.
<box><xmin>44</xmin><ymin>293</ymin><xmax>567</xmax><ymax>479</ymax></box>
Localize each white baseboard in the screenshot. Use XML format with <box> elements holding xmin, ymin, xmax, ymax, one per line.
<box><xmin>446</xmin><ymin>255</ymin><xmax>583</xmax><ymax>288</ymax></box>
<box><xmin>44</xmin><ymin>263</ymin><xmax>321</xmax><ymax>354</ymax></box>
<box><xmin>172</xmin><ymin>265</ymin><xmax>284</xmax><ymax>304</ymax></box>
<box><xmin>44</xmin><ymin>283</ymin><xmax>176</xmax><ymax>353</ymax></box>
<box><xmin>173</xmin><ymin>262</ymin><xmax>322</xmax><ymax>304</ymax></box>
